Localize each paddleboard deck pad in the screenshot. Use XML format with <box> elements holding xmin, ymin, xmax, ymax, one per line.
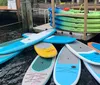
<box><xmin>53</xmin><ymin>46</ymin><xmax>81</xmax><ymax>85</ymax></box>
<box><xmin>88</xmin><ymin>42</ymin><xmax>100</xmax><ymax>53</ymax></box>
<box><xmin>0</xmin><ymin>29</ymin><xmax>56</xmax><ymax>54</ymax></box>
<box><xmin>84</xmin><ymin>62</ymin><xmax>100</xmax><ymax>84</ymax></box>
<box><xmin>34</xmin><ymin>42</ymin><xmax>57</xmax><ymax>58</ymax></box>
<box><xmin>66</xmin><ymin>40</ymin><xmax>100</xmax><ymax>65</ymax></box>
<box><xmin>22</xmin><ymin>56</ymin><xmax>56</xmax><ymax>85</ymax></box>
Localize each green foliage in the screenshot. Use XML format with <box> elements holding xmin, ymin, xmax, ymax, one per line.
<box><xmin>0</xmin><ymin>0</ymin><xmax>7</xmax><ymax>6</ymax></box>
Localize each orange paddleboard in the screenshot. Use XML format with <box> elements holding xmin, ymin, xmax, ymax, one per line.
<box><xmin>88</xmin><ymin>42</ymin><xmax>100</xmax><ymax>53</ymax></box>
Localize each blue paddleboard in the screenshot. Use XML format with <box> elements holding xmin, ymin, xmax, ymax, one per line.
<box><xmin>22</xmin><ymin>34</ymin><xmax>76</xmax><ymax>44</ymax></box>
<box><xmin>43</xmin><ymin>35</ymin><xmax>76</xmax><ymax>44</ymax></box>
<box><xmin>84</xmin><ymin>61</ymin><xmax>100</xmax><ymax>84</ymax></box>
<box><xmin>0</xmin><ymin>51</ymin><xmax>21</xmax><ymax>64</ymax></box>
<box><xmin>0</xmin><ymin>29</ymin><xmax>56</xmax><ymax>54</ymax></box>
<box><xmin>53</xmin><ymin>46</ymin><xmax>81</xmax><ymax>85</ymax></box>
<box><xmin>66</xmin><ymin>40</ymin><xmax>100</xmax><ymax>65</ymax></box>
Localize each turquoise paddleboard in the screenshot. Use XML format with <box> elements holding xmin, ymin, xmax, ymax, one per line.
<box><xmin>0</xmin><ymin>29</ymin><xmax>56</xmax><ymax>54</ymax></box>
<box><xmin>66</xmin><ymin>40</ymin><xmax>100</xmax><ymax>65</ymax></box>
<box><xmin>84</xmin><ymin>61</ymin><xmax>100</xmax><ymax>84</ymax></box>
<box><xmin>53</xmin><ymin>46</ymin><xmax>81</xmax><ymax>85</ymax></box>
<box><xmin>0</xmin><ymin>51</ymin><xmax>21</xmax><ymax>64</ymax></box>
<box><xmin>22</xmin><ymin>33</ymin><xmax>76</xmax><ymax>44</ymax></box>
<box><xmin>22</xmin><ymin>55</ymin><xmax>56</xmax><ymax>85</ymax></box>
<box><xmin>43</xmin><ymin>35</ymin><xmax>76</xmax><ymax>44</ymax></box>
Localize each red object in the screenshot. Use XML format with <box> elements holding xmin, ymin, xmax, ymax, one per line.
<box><xmin>63</xmin><ymin>7</ymin><xmax>70</xmax><ymax>11</ymax></box>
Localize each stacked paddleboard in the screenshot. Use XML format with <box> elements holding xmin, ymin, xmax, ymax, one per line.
<box><xmin>23</xmin><ymin>33</ymin><xmax>100</xmax><ymax>84</ymax></box>
<box><xmin>22</xmin><ymin>41</ymin><xmax>58</xmax><ymax>85</ymax></box>
<box><xmin>0</xmin><ymin>38</ymin><xmax>22</xmax><ymax>64</ymax></box>
<box><xmin>34</xmin><ymin>35</ymin><xmax>81</xmax><ymax>85</ymax></box>
<box><xmin>66</xmin><ymin>41</ymin><xmax>100</xmax><ymax>84</ymax></box>
<box><xmin>49</xmin><ymin>7</ymin><xmax>100</xmax><ymax>33</ymax></box>
<box><xmin>0</xmin><ymin>29</ymin><xmax>56</xmax><ymax>64</ymax></box>
<box><xmin>0</xmin><ymin>29</ymin><xmax>56</xmax><ymax>54</ymax></box>
<box><xmin>53</xmin><ymin>39</ymin><xmax>100</xmax><ymax>84</ymax></box>
<box><xmin>43</xmin><ymin>36</ymin><xmax>81</xmax><ymax>85</ymax></box>
<box><xmin>22</xmin><ymin>34</ymin><xmax>79</xmax><ymax>85</ymax></box>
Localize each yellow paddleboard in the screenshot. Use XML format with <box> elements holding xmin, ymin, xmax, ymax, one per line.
<box><xmin>34</xmin><ymin>42</ymin><xmax>57</xmax><ymax>58</ymax></box>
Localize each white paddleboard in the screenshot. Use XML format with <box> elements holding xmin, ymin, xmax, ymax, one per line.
<box><xmin>66</xmin><ymin>40</ymin><xmax>100</xmax><ymax>65</ymax></box>
<box><xmin>84</xmin><ymin>62</ymin><xmax>100</xmax><ymax>84</ymax></box>
<box><xmin>22</xmin><ymin>56</ymin><xmax>56</xmax><ymax>85</ymax></box>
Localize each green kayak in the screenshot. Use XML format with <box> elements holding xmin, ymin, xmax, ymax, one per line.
<box><xmin>53</xmin><ymin>16</ymin><xmax>100</xmax><ymax>24</ymax></box>
<box><xmin>53</xmin><ymin>19</ymin><xmax>100</xmax><ymax>29</ymax></box>
<box><xmin>53</xmin><ymin>8</ymin><xmax>100</xmax><ymax>19</ymax></box>
<box><xmin>55</xmin><ymin>24</ymin><xmax>100</xmax><ymax>33</ymax></box>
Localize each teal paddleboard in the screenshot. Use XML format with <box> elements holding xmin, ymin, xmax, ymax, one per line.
<box><xmin>0</xmin><ymin>39</ymin><xmax>22</xmax><ymax>64</ymax></box>
<box><xmin>44</xmin><ymin>35</ymin><xmax>76</xmax><ymax>44</ymax></box>
<box><xmin>53</xmin><ymin>46</ymin><xmax>81</xmax><ymax>85</ymax></box>
<box><xmin>22</xmin><ymin>55</ymin><xmax>56</xmax><ymax>85</ymax></box>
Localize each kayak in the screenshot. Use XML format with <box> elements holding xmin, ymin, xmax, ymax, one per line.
<box><xmin>48</xmin><ymin>7</ymin><xmax>100</xmax><ymax>19</ymax></box>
